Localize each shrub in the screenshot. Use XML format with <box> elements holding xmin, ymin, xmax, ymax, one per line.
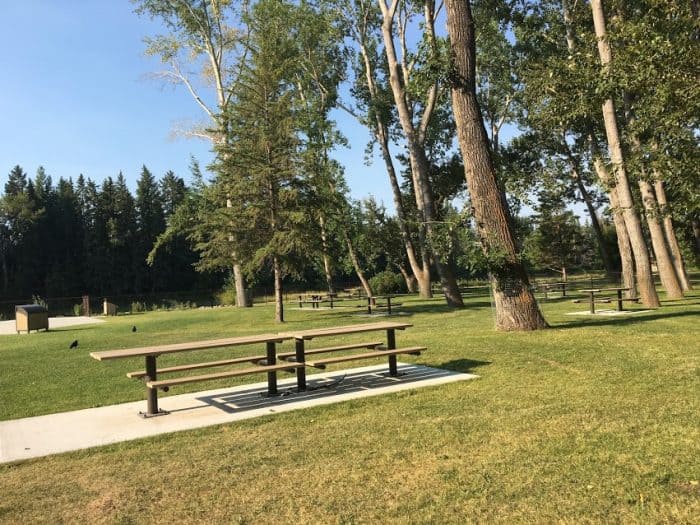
<box><xmin>130</xmin><ymin>301</ymin><xmax>145</xmax><ymax>313</ymax></box>
<box><xmin>369</xmin><ymin>271</ymin><xmax>407</xmax><ymax>295</ymax></box>
<box><xmin>73</xmin><ymin>304</ymin><xmax>82</xmax><ymax>317</ymax></box>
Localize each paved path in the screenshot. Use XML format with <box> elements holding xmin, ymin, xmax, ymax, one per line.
<box><xmin>0</xmin><ymin>363</ymin><xmax>477</xmax><ymax>464</ymax></box>
<box><xmin>0</xmin><ymin>316</ymin><xmax>104</xmax><ymax>335</ymax></box>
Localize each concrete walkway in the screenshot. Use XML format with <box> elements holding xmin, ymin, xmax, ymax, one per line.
<box><xmin>0</xmin><ymin>316</ymin><xmax>104</xmax><ymax>335</ymax></box>
<box><xmin>0</xmin><ymin>363</ymin><xmax>477</xmax><ymax>464</ymax></box>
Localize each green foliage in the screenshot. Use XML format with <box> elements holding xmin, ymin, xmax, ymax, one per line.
<box><xmin>368</xmin><ymin>270</ymin><xmax>406</xmax><ymax>295</ymax></box>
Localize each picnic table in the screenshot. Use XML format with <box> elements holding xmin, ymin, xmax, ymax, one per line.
<box><xmin>579</xmin><ymin>287</ymin><xmax>632</xmax><ymax>314</ymax></box>
<box><xmin>91</xmin><ymin>333</ymin><xmax>294</xmax><ymax>417</ymax></box>
<box><xmin>281</xmin><ymin>321</ymin><xmax>422</xmax><ymax>390</ymax></box>
<box><xmin>364</xmin><ymin>295</ymin><xmax>397</xmax><ymax>314</ymax></box>
<box><xmin>91</xmin><ymin>322</ymin><xmax>425</xmax><ymax>417</ymax></box>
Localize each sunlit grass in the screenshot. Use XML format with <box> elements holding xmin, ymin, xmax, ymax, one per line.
<box><xmin>1</xmin><ymin>287</ymin><xmax>698</xmax><ymax>523</ymax></box>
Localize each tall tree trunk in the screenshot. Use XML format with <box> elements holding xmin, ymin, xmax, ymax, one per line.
<box><xmin>318</xmin><ymin>214</ymin><xmax>335</xmax><ymax>294</ymax></box>
<box><xmin>590</xmin><ymin>139</ymin><xmax>636</xmax><ymax>296</ymax></box>
<box><xmin>342</xmin><ymin>229</ymin><xmax>373</xmax><ymax>298</ymax></box>
<box><xmin>621</xmin><ymin>93</ymin><xmax>683</xmax><ymax>299</ymax></box>
<box><xmin>637</xmin><ymin>179</ymin><xmax>683</xmax><ymax>299</ymax></box>
<box><xmin>444</xmin><ymin>0</ymin><xmax>547</xmax><ymax>330</ymax></box>
<box><xmin>226</xmin><ymin>197</ymin><xmax>250</xmax><ymax>307</ymax></box>
<box><xmin>376</xmin><ymin>124</ymin><xmax>432</xmax><ymax>298</ymax></box>
<box><xmin>273</xmin><ymin>256</ymin><xmax>284</xmax><ymax>323</ymax></box>
<box><xmin>654</xmin><ymin>179</ymin><xmax>692</xmax><ymax>292</ymax></box>
<box><xmin>352</xmin><ymin>19</ymin><xmax>431</xmax><ymax>298</ymax></box>
<box><xmin>378</xmin><ymin>0</ymin><xmax>463</xmax><ymax>307</ymax></box>
<box><xmin>564</xmin><ymin>144</ymin><xmax>615</xmax><ymax>275</ymax></box>
<box><xmin>693</xmin><ymin>219</ymin><xmax>700</xmax><ymax>260</ymax></box>
<box><xmin>398</xmin><ymin>264</ymin><xmax>418</xmax><ymax>293</ymax></box>
<box><xmin>590</xmin><ymin>0</ymin><xmax>660</xmax><ymax>307</ymax></box>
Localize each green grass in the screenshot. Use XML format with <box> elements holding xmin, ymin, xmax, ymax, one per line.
<box><xmin>1</xmin><ymin>290</ymin><xmax>699</xmax><ymax>523</ymax></box>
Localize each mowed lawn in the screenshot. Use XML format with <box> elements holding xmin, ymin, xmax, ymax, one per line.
<box><xmin>1</xmin><ymin>289</ymin><xmax>698</xmax><ymax>523</ymax></box>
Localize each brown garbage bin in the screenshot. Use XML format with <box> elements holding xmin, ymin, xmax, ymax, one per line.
<box><xmin>15</xmin><ymin>304</ymin><xmax>49</xmax><ymax>334</ymax></box>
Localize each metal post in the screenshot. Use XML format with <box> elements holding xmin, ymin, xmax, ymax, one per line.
<box><xmin>589</xmin><ymin>292</ymin><xmax>596</xmax><ymax>314</ymax></box>
<box><xmin>386</xmin><ymin>329</ymin><xmax>398</xmax><ymax>376</ymax></box>
<box><xmin>145</xmin><ymin>355</ymin><xmax>158</xmax><ymax>416</ymax></box>
<box><xmin>562</xmin><ymin>282</ymin><xmax>567</xmax><ymax>297</ymax></box>
<box><xmin>266</xmin><ymin>341</ymin><xmax>278</xmax><ymax>395</ymax></box>
<box><xmin>367</xmin><ymin>296</ymin><xmax>372</xmax><ymax>315</ymax></box>
<box><xmin>298</xmin><ymin>295</ymin><xmax>303</xmax><ymax>308</ymax></box>
<box><xmin>295</xmin><ymin>338</ymin><xmax>306</xmax><ymax>391</ymax></box>
<box><xmin>387</xmin><ymin>296</ymin><xmax>392</xmax><ymax>315</ymax></box>
<box><xmin>616</xmin><ymin>289</ymin><xmax>624</xmax><ymax>311</ymax></box>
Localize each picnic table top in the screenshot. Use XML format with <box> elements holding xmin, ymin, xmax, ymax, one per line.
<box><xmin>90</xmin><ymin>333</ymin><xmax>290</xmax><ymax>361</ymax></box>
<box><xmin>281</xmin><ymin>321</ymin><xmax>413</xmax><ymax>340</ymax></box>
<box><xmin>579</xmin><ymin>288</ymin><xmax>602</xmax><ymax>293</ymax></box>
<box><xmin>579</xmin><ymin>287</ymin><xmax>630</xmax><ymax>293</ymax></box>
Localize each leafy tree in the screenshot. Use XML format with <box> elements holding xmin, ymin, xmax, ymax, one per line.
<box><xmin>444</xmin><ymin>0</ymin><xmax>547</xmax><ymax>330</ymax></box>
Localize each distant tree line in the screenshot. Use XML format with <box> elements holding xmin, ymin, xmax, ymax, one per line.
<box><xmin>0</xmin><ymin>164</ymin><xmax>217</xmax><ymax>300</ymax></box>
<box><xmin>1</xmin><ymin>160</ymin><xmax>622</xmax><ymax>306</ymax></box>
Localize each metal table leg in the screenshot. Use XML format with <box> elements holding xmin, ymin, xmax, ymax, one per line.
<box><xmin>295</xmin><ymin>338</ymin><xmax>306</xmax><ymax>391</ymax></box>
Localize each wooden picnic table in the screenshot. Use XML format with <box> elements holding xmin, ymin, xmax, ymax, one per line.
<box><xmin>281</xmin><ymin>321</ymin><xmax>415</xmax><ymax>390</ymax></box>
<box><xmin>579</xmin><ymin>287</ymin><xmax>631</xmax><ymax>313</ymax></box>
<box><xmin>365</xmin><ymin>295</ymin><xmax>396</xmax><ymax>314</ymax></box>
<box><xmin>91</xmin><ymin>333</ymin><xmax>293</xmax><ymax>417</ymax></box>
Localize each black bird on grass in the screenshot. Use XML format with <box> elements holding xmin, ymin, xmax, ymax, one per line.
<box><xmin>132</xmin><ymin>325</ymin><xmax>137</xmax><ymax>332</ymax></box>
<box><xmin>69</xmin><ymin>340</ymin><xmax>78</xmax><ymax>349</ymax></box>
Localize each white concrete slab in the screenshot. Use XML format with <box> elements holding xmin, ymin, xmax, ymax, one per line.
<box><xmin>0</xmin><ymin>363</ymin><xmax>477</xmax><ymax>464</ymax></box>
<box><xmin>0</xmin><ymin>316</ymin><xmax>104</xmax><ymax>335</ymax></box>
<box><xmin>566</xmin><ymin>309</ymin><xmax>652</xmax><ymax>317</ymax></box>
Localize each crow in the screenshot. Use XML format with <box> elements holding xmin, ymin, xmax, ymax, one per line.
<box><xmin>131</xmin><ymin>325</ymin><xmax>137</xmax><ymax>333</ymax></box>
<box><xmin>69</xmin><ymin>340</ymin><xmax>78</xmax><ymax>349</ymax></box>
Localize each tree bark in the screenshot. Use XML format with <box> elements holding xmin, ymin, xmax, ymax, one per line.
<box><xmin>444</xmin><ymin>0</ymin><xmax>547</xmax><ymax>330</ymax></box>
<box><xmin>378</xmin><ymin>0</ymin><xmax>463</xmax><ymax>307</ymax></box>
<box><xmin>398</xmin><ymin>264</ymin><xmax>418</xmax><ymax>293</ymax></box>
<box><xmin>590</xmin><ymin>0</ymin><xmax>660</xmax><ymax>307</ymax></box>
<box><xmin>342</xmin><ymin>229</ymin><xmax>373</xmax><ymax>298</ymax></box>
<box><xmin>273</xmin><ymin>255</ymin><xmax>284</xmax><ymax>323</ymax></box>
<box><xmin>226</xmin><ymin>197</ymin><xmax>251</xmax><ymax>307</ymax></box>
<box><xmin>637</xmin><ymin>179</ymin><xmax>683</xmax><ymax>299</ymax></box>
<box><xmin>352</xmin><ymin>15</ymin><xmax>432</xmax><ymax>298</ymax></box>
<box><xmin>318</xmin><ymin>214</ymin><xmax>335</xmax><ymax>294</ymax></box>
<box><xmin>590</xmin><ymin>149</ymin><xmax>636</xmax><ymax>297</ymax></box>
<box><xmin>654</xmin><ymin>179</ymin><xmax>692</xmax><ymax>291</ymax></box>
<box><xmin>564</xmin><ymin>143</ymin><xmax>615</xmax><ymax>275</ymax></box>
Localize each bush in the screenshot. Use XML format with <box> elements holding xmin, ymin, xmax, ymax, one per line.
<box><xmin>73</xmin><ymin>304</ymin><xmax>82</xmax><ymax>317</ymax></box>
<box><xmin>130</xmin><ymin>301</ymin><xmax>145</xmax><ymax>313</ymax></box>
<box><xmin>369</xmin><ymin>271</ymin><xmax>407</xmax><ymax>295</ymax></box>
<box><xmin>216</xmin><ymin>284</ymin><xmax>236</xmax><ymax>306</ymax></box>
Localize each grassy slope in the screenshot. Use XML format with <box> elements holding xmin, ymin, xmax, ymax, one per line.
<box><xmin>0</xmin><ymin>291</ymin><xmax>698</xmax><ymax>523</ymax></box>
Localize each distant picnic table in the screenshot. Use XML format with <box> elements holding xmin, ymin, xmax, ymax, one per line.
<box><xmin>578</xmin><ymin>287</ymin><xmax>636</xmax><ymax>314</ymax></box>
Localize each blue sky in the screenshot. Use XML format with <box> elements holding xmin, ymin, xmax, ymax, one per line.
<box><xmin>0</xmin><ymin>1</ymin><xmax>392</xmax><ymax>207</ymax></box>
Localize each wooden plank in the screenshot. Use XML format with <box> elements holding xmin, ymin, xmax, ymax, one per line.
<box><xmin>146</xmin><ymin>362</ymin><xmax>305</xmax><ymax>389</ymax></box>
<box><xmin>277</xmin><ymin>341</ymin><xmax>383</xmax><ymax>360</ymax></box>
<box><xmin>307</xmin><ymin>346</ymin><xmax>425</xmax><ymax>368</ymax></box>
<box><xmin>126</xmin><ymin>354</ymin><xmax>269</xmax><ymax>378</ymax></box>
<box><xmin>90</xmin><ymin>333</ymin><xmax>290</xmax><ymax>361</ymax></box>
<box><xmin>282</xmin><ymin>322</ymin><xmax>412</xmax><ymax>340</ymax></box>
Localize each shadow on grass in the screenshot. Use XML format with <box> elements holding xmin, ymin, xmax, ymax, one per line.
<box><xmin>428</xmin><ymin>358</ymin><xmax>491</xmax><ymax>374</ymax></box>
<box><xmin>553</xmin><ymin>309</ymin><xmax>698</xmax><ymax>329</ymax></box>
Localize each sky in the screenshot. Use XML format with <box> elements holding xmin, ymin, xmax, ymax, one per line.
<box><xmin>0</xmin><ymin>1</ymin><xmax>393</xmax><ymax>209</ymax></box>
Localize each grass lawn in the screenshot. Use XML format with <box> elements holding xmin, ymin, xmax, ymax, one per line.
<box><xmin>1</xmin><ymin>288</ymin><xmax>698</xmax><ymax>523</ymax></box>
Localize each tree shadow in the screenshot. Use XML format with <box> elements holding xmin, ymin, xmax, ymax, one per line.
<box><xmin>428</xmin><ymin>358</ymin><xmax>492</xmax><ymax>374</ymax></box>
<box><xmin>553</xmin><ymin>309</ymin><xmax>699</xmax><ymax>329</ymax></box>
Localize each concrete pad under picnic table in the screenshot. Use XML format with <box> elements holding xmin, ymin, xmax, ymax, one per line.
<box><xmin>0</xmin><ymin>363</ymin><xmax>477</xmax><ymax>464</ymax></box>
<box><xmin>566</xmin><ymin>309</ymin><xmax>652</xmax><ymax>316</ymax></box>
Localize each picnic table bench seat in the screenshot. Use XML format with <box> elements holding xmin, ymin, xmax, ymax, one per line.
<box><xmin>146</xmin><ymin>362</ymin><xmax>306</xmax><ymax>391</ymax></box>
<box><xmin>306</xmin><ymin>346</ymin><xmax>425</xmax><ymax>369</ymax></box>
<box><xmin>126</xmin><ymin>353</ymin><xmax>273</xmax><ymax>379</ymax></box>
<box><xmin>277</xmin><ymin>341</ymin><xmax>384</xmax><ymax>361</ymax></box>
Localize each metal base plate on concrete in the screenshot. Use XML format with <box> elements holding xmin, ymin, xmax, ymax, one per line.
<box><xmin>0</xmin><ymin>363</ymin><xmax>477</xmax><ymax>464</ymax></box>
